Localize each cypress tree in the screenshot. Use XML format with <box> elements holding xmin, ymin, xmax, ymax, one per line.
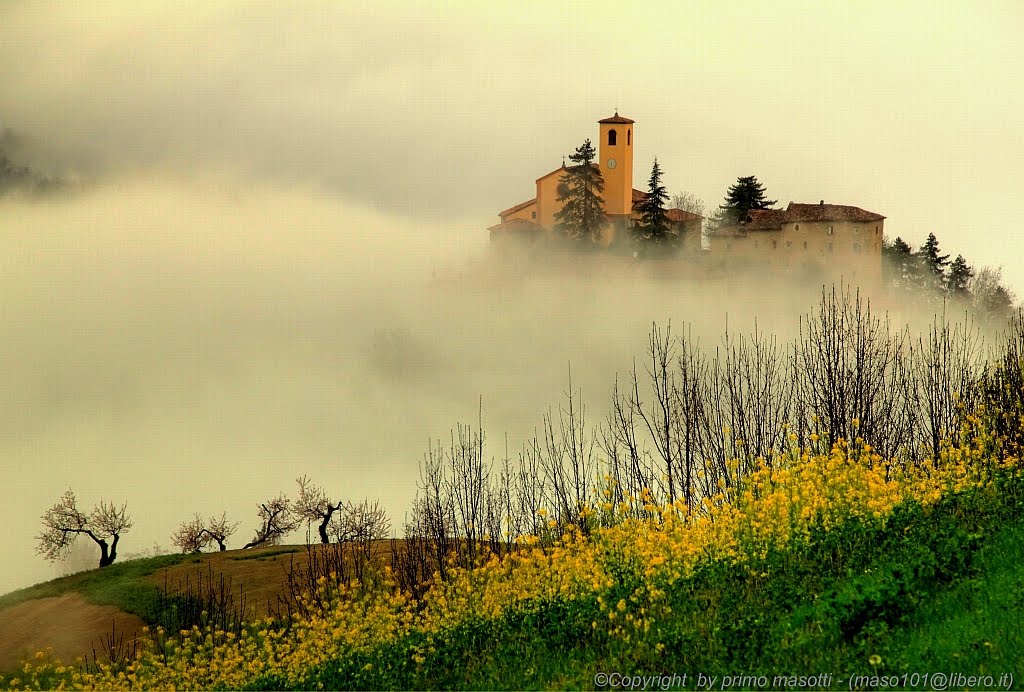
<box><xmin>946</xmin><ymin>254</ymin><xmax>973</xmax><ymax>295</ymax></box>
<box><xmin>918</xmin><ymin>232</ymin><xmax>951</xmax><ymax>285</ymax></box>
<box><xmin>554</xmin><ymin>139</ymin><xmax>605</xmax><ymax>244</ymax></box>
<box><xmin>633</xmin><ymin>158</ymin><xmax>672</xmax><ymax>248</ymax></box>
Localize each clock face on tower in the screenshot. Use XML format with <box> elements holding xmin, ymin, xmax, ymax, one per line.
<box><xmin>607</xmin><ymin>158</ymin><xmax>617</xmax><ymax>169</ymax></box>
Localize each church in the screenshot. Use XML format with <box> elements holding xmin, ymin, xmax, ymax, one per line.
<box><xmin>487</xmin><ymin>112</ymin><xmax>885</xmax><ymax>288</ymax></box>
<box><xmin>487</xmin><ymin>112</ymin><xmax>703</xmax><ymax>250</ymax></box>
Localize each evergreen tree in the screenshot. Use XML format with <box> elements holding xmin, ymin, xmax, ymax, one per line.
<box><xmin>715</xmin><ymin>175</ymin><xmax>777</xmax><ymax>227</ymax></box>
<box><xmin>633</xmin><ymin>158</ymin><xmax>672</xmax><ymax>248</ymax></box>
<box><xmin>883</xmin><ymin>236</ymin><xmax>920</xmax><ymax>288</ymax></box>
<box><xmin>917</xmin><ymin>232</ymin><xmax>950</xmax><ymax>286</ymax></box>
<box><xmin>945</xmin><ymin>254</ymin><xmax>973</xmax><ymax>296</ymax></box>
<box><xmin>554</xmin><ymin>139</ymin><xmax>605</xmax><ymax>244</ymax></box>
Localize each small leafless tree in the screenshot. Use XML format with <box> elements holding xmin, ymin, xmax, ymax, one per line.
<box><xmin>295</xmin><ymin>475</ymin><xmax>344</xmax><ymax>544</ymax></box>
<box><xmin>171</xmin><ymin>512</ymin><xmax>239</xmax><ymax>553</ymax></box>
<box><xmin>171</xmin><ymin>514</ymin><xmax>209</xmax><ymax>553</ymax></box>
<box><xmin>205</xmin><ymin>512</ymin><xmax>239</xmax><ymax>551</ymax></box>
<box><xmin>910</xmin><ymin>311</ymin><xmax>982</xmax><ymax>460</ymax></box>
<box><xmin>242</xmin><ymin>494</ymin><xmax>299</xmax><ymax>549</ymax></box>
<box><xmin>37</xmin><ymin>490</ymin><xmax>133</xmax><ymax>568</ymax></box>
<box><xmin>329</xmin><ymin>499</ymin><xmax>391</xmax><ymax>543</ymax></box>
<box><xmin>540</xmin><ymin>368</ymin><xmax>597</xmax><ymax>529</ymax></box>
<box><xmin>793</xmin><ymin>286</ymin><xmax>913</xmax><ymax>459</ymax></box>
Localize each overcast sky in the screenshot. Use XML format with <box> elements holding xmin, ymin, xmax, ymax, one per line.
<box><xmin>3</xmin><ymin>1</ymin><xmax>1023</xmax><ymax>270</ymax></box>
<box><xmin>1</xmin><ymin>1</ymin><xmax>1021</xmax><ymax>594</ymax></box>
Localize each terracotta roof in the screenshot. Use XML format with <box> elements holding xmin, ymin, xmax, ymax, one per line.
<box><xmin>499</xmin><ymin>198</ymin><xmax>537</xmax><ymax>218</ymax></box>
<box><xmin>665</xmin><ymin>208</ymin><xmax>703</xmax><ymax>222</ymax></box>
<box><xmin>785</xmin><ymin>202</ymin><xmax>885</xmax><ymax>223</ymax></box>
<box><xmin>745</xmin><ymin>208</ymin><xmax>787</xmax><ymax>230</ymax></box>
<box><xmin>631</xmin><ymin>188</ymin><xmax>646</xmax><ymax>203</ymax></box>
<box><xmin>487</xmin><ymin>218</ymin><xmax>544</xmax><ymax>233</ymax></box>
<box><xmin>714</xmin><ymin>202</ymin><xmax>885</xmax><ymax>234</ymax></box>
<box><xmin>598</xmin><ymin>113</ymin><xmax>635</xmax><ymax>124</ymax></box>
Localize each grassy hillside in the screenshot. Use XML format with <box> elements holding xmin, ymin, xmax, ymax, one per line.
<box><xmin>4</xmin><ymin>438</ymin><xmax>1022</xmax><ymax>690</ymax></box>
<box><xmin>4</xmin><ymin>300</ymin><xmax>1021</xmax><ymax>689</ymax></box>
<box><xmin>0</xmin><ymin>553</ymin><xmax>193</xmax><ymax>619</ymax></box>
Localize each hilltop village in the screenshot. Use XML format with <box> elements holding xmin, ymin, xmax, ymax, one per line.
<box><xmin>488</xmin><ymin>113</ymin><xmax>885</xmax><ymax>288</ymax></box>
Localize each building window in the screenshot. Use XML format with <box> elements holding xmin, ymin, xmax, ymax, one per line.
<box><xmin>828</xmin><ymin>226</ymin><xmax>834</xmax><ymax>235</ymax></box>
<box><xmin>627</xmin><ymin>129</ymin><xmax>631</xmax><ymax>145</ymax></box>
<box><xmin>608</xmin><ymin>129</ymin><xmax>617</xmax><ymax>146</ymax></box>
<box><xmin>875</xmin><ymin>226</ymin><xmax>879</xmax><ymax>235</ymax></box>
<box><xmin>531</xmin><ymin>211</ymin><xmax>536</xmax><ymax>219</ymax></box>
<box><xmin>786</xmin><ymin>241</ymin><xmax>792</xmax><ymax>248</ymax></box>
<box><xmin>803</xmin><ymin>241</ymin><xmax>808</xmax><ymax>250</ymax></box>
<box><xmin>795</xmin><ymin>224</ymin><xmax>800</xmax><ymax>231</ymax></box>
<box><xmin>854</xmin><ymin>227</ymin><xmax>860</xmax><ymax>234</ymax></box>
<box><xmin>754</xmin><ymin>240</ymin><xmax>759</xmax><ymax>248</ymax></box>
<box><xmin>828</xmin><ymin>242</ymin><xmax>833</xmax><ymax>252</ymax></box>
<box><xmin>772</xmin><ymin>240</ymin><xmax>778</xmax><ymax>249</ymax></box>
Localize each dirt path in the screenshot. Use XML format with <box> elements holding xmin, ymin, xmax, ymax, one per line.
<box><xmin>0</xmin><ymin>593</ymin><xmax>147</xmax><ymax>673</ymax></box>
<box><xmin>0</xmin><ymin>542</ymin><xmax>398</xmax><ymax>674</ymax></box>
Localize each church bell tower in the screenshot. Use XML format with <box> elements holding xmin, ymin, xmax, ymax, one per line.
<box><xmin>598</xmin><ymin>112</ymin><xmax>635</xmax><ymax>219</ymax></box>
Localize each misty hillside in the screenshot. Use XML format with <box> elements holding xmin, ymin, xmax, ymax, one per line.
<box><xmin>4</xmin><ymin>291</ymin><xmax>1023</xmax><ymax>689</ymax></box>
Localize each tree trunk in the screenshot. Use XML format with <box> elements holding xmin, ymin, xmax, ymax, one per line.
<box><xmin>318</xmin><ymin>504</ymin><xmax>339</xmax><ymax>544</ymax></box>
<box><xmin>97</xmin><ymin>534</ymin><xmax>119</xmax><ymax>567</ymax></box>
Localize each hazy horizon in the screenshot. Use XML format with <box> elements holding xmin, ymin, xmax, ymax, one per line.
<box><xmin>2</xmin><ymin>1</ymin><xmax>1022</xmax><ymax>594</ymax></box>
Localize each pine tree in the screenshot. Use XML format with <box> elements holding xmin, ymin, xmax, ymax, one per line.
<box><xmin>633</xmin><ymin>158</ymin><xmax>671</xmax><ymax>248</ymax></box>
<box><xmin>917</xmin><ymin>233</ymin><xmax>950</xmax><ymax>287</ymax></box>
<box><xmin>883</xmin><ymin>236</ymin><xmax>920</xmax><ymax>288</ymax></box>
<box><xmin>554</xmin><ymin>139</ymin><xmax>605</xmax><ymax>243</ymax></box>
<box><xmin>945</xmin><ymin>254</ymin><xmax>973</xmax><ymax>296</ymax></box>
<box><xmin>716</xmin><ymin>175</ymin><xmax>777</xmax><ymax>227</ymax></box>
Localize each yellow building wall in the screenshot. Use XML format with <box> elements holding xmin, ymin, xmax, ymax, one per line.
<box><xmin>599</xmin><ymin>124</ymin><xmax>634</xmax><ymax>217</ymax></box>
<box><xmin>504</xmin><ymin>202</ymin><xmax>538</xmax><ymax>224</ymax></box>
<box><xmin>536</xmin><ymin>169</ymin><xmax>565</xmax><ymax>230</ymax></box>
<box><xmin>712</xmin><ymin>219</ymin><xmax>883</xmax><ymax>287</ymax></box>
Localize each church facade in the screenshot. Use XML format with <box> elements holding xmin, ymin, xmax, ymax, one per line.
<box><xmin>487</xmin><ymin>113</ymin><xmax>702</xmax><ymax>250</ymax></box>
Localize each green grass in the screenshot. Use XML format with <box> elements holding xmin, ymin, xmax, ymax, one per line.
<box><xmin>0</xmin><ymin>553</ymin><xmax>196</xmax><ymax>620</ymax></box>
<box><xmin>229</xmin><ymin>547</ymin><xmax>301</xmax><ymax>561</ymax></box>
<box><xmin>884</xmin><ymin>516</ymin><xmax>1024</xmax><ymax>674</ymax></box>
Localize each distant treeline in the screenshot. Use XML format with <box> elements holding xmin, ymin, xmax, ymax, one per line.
<box><xmin>883</xmin><ymin>233</ymin><xmax>1016</xmax><ymax>319</ymax></box>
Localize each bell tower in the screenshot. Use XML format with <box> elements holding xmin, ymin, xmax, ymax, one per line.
<box><xmin>598</xmin><ymin>112</ymin><xmax>635</xmax><ymax>218</ymax></box>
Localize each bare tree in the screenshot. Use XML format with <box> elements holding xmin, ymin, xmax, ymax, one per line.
<box><xmin>171</xmin><ymin>512</ymin><xmax>239</xmax><ymax>553</ymax></box>
<box><xmin>171</xmin><ymin>514</ymin><xmax>210</xmax><ymax>553</ymax></box>
<box><xmin>37</xmin><ymin>490</ymin><xmax>133</xmax><ymax>568</ymax></box>
<box><xmin>295</xmin><ymin>475</ymin><xmax>343</xmax><ymax>544</ymax></box>
<box><xmin>671</xmin><ymin>190</ymin><xmax>706</xmax><ymax>217</ymax></box>
<box><xmin>205</xmin><ymin>512</ymin><xmax>239</xmax><ymax>551</ymax></box>
<box><xmin>630</xmin><ymin>323</ymin><xmax>682</xmax><ymax>505</ymax></box>
<box><xmin>910</xmin><ymin>311</ymin><xmax>982</xmax><ymax>460</ymax></box>
<box><xmin>793</xmin><ymin>286</ymin><xmax>913</xmax><ymax>459</ymax></box>
<box><xmin>242</xmin><ymin>494</ymin><xmax>299</xmax><ymax>549</ymax></box>
<box><xmin>329</xmin><ymin>499</ymin><xmax>391</xmax><ymax>543</ymax></box>
<box><xmin>540</xmin><ymin>368</ymin><xmax>597</xmax><ymax>529</ymax></box>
